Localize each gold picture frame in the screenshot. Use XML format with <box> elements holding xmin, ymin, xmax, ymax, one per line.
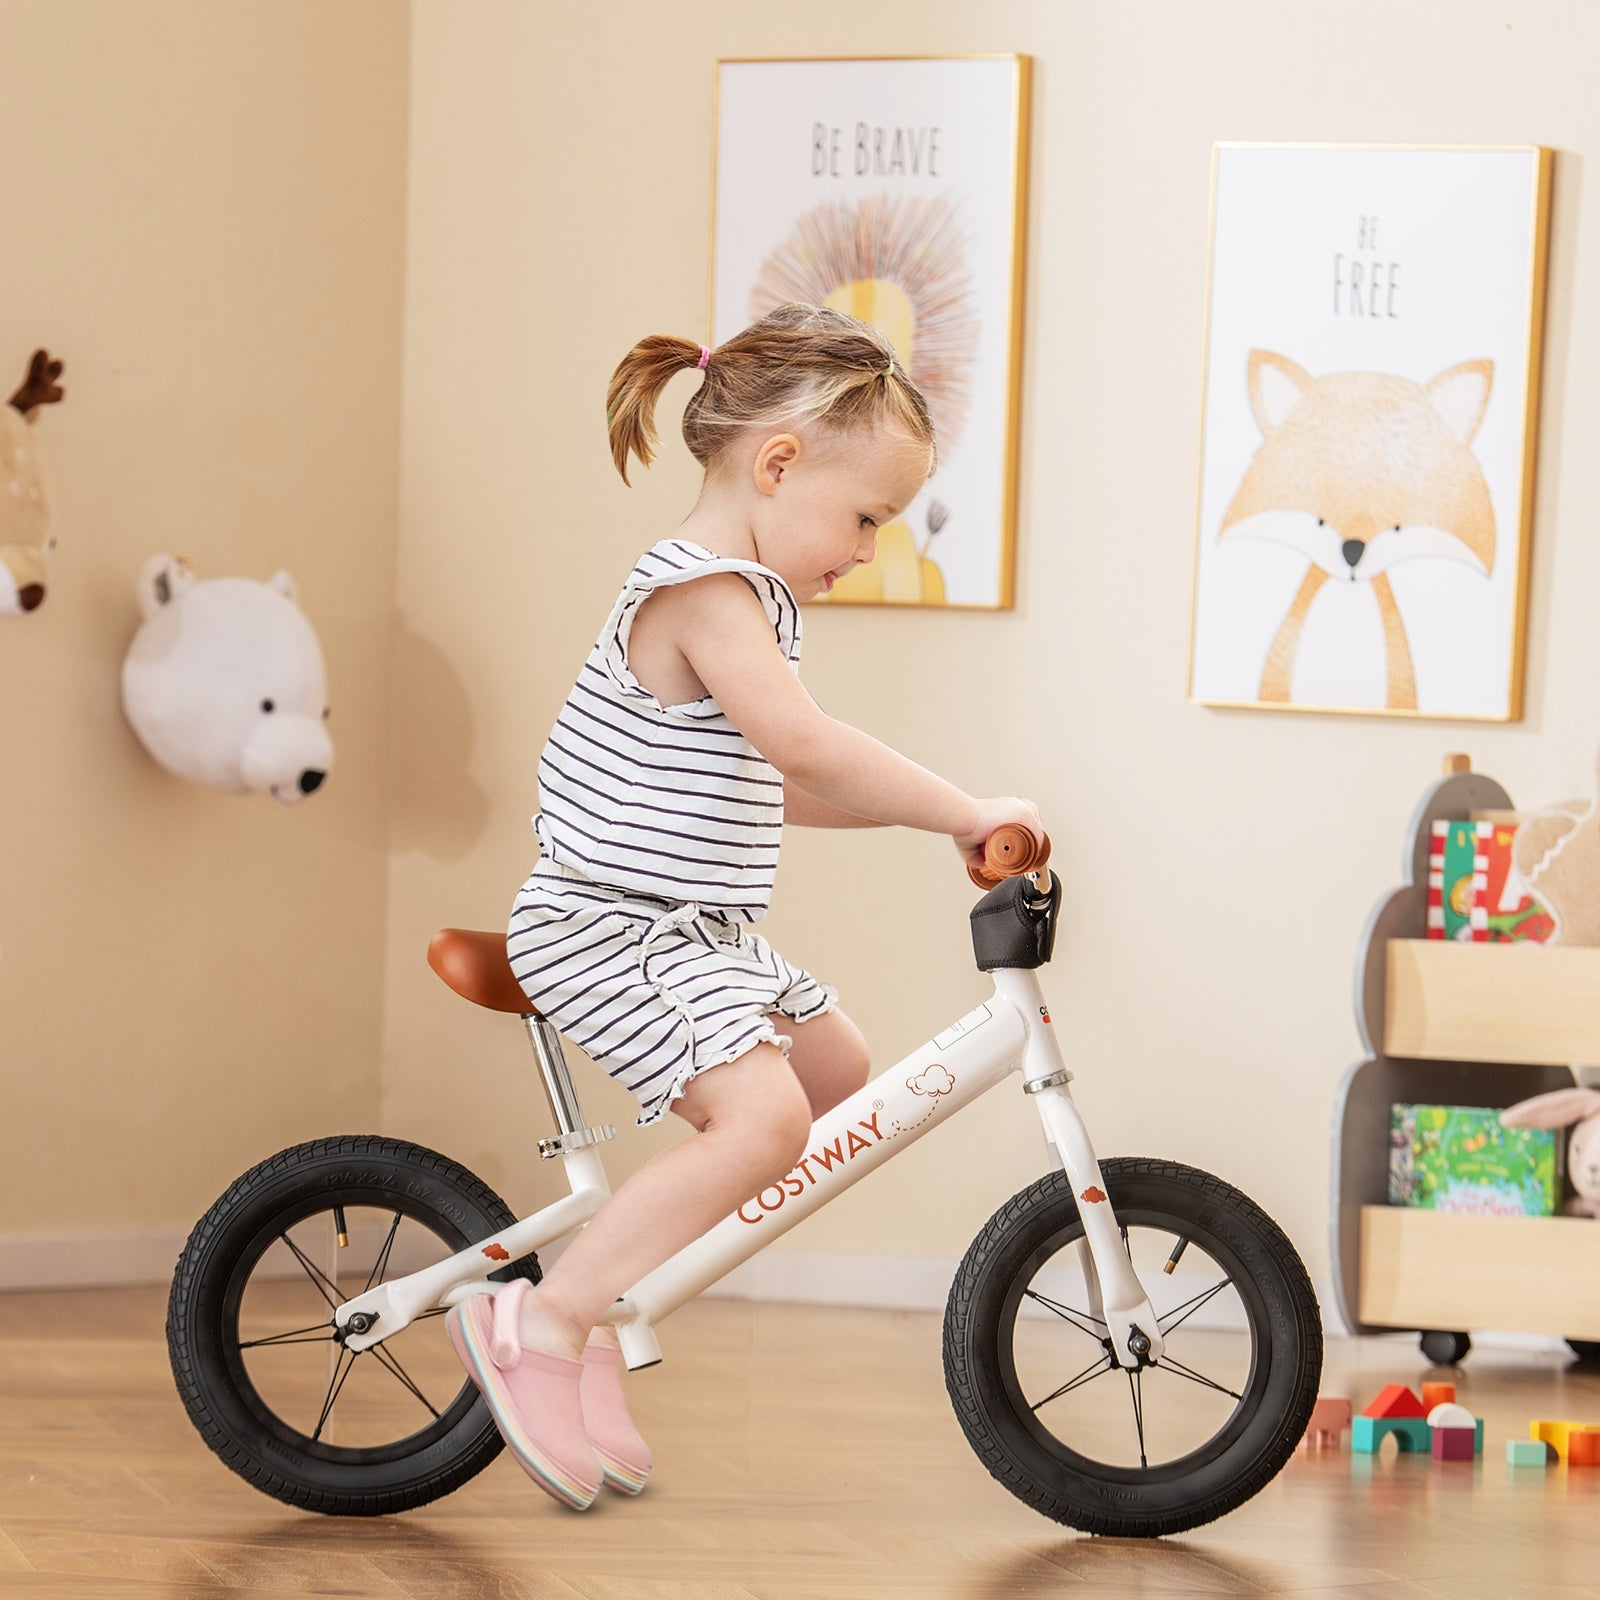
<box><xmin>710</xmin><ymin>55</ymin><xmax>1032</xmax><ymax>611</ymax></box>
<box><xmin>1187</xmin><ymin>143</ymin><xmax>1553</xmax><ymax>721</ymax></box>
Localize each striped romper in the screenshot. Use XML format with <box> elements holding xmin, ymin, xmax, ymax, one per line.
<box><xmin>508</xmin><ymin>539</ymin><xmax>838</xmax><ymax>1127</ymax></box>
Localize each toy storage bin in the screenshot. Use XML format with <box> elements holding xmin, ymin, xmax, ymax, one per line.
<box><xmin>1331</xmin><ymin>758</ymin><xmax>1599</xmax><ymax>1363</ymax></box>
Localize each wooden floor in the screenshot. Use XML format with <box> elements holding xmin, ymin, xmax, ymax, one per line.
<box><xmin>4</xmin><ymin>1284</ymin><xmax>1600</xmax><ymax>1599</ymax></box>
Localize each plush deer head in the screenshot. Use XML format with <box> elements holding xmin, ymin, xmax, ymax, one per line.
<box><xmin>1</xmin><ymin>349</ymin><xmax>66</xmax><ymax>617</ymax></box>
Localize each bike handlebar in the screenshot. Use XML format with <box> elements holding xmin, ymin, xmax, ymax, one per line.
<box><xmin>968</xmin><ymin>824</ymin><xmax>1052</xmax><ymax>891</ymax></box>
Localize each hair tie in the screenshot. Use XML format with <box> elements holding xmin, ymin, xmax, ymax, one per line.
<box><xmin>697</xmin><ymin>345</ymin><xmax>712</xmax><ymax>370</ymax></box>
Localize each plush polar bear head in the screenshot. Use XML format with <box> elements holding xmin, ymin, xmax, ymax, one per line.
<box><xmin>122</xmin><ymin>555</ymin><xmax>333</xmax><ymax>805</ymax></box>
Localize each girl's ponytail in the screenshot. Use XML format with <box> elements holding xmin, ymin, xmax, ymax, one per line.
<box><xmin>605</xmin><ymin>305</ymin><xmax>937</xmax><ymax>486</ymax></box>
<box><xmin>606</xmin><ymin>335</ymin><xmax>708</xmax><ymax>485</ymax></box>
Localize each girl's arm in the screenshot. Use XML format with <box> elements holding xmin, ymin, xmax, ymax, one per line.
<box><xmin>783</xmin><ymin>779</ymin><xmax>887</xmax><ymax>829</ymax></box>
<box><xmin>666</xmin><ymin>575</ymin><xmax>980</xmax><ymax>837</ymax></box>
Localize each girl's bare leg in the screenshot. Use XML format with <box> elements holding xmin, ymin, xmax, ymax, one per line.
<box><xmin>518</xmin><ymin>1040</ymin><xmax>813</xmax><ymax>1357</ymax></box>
<box><xmin>572</xmin><ymin>1008</ymin><xmax>870</xmax><ymax>1354</ymax></box>
<box><xmin>780</xmin><ymin>1007</ymin><xmax>871</xmax><ymax>1119</ymax></box>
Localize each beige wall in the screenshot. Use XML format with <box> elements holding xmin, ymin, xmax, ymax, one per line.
<box><xmin>386</xmin><ymin>0</ymin><xmax>1599</xmax><ymax>1300</ymax></box>
<box><xmin>0</xmin><ymin>2</ymin><xmax>408</xmax><ymax>1264</ymax></box>
<box><xmin>8</xmin><ymin>0</ymin><xmax>1598</xmax><ymax>1302</ymax></box>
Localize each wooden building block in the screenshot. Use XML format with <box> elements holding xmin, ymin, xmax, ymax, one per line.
<box><xmin>1362</xmin><ymin>1384</ymin><xmax>1427</xmax><ymax>1420</ymax></box>
<box><xmin>1433</xmin><ymin>1425</ymin><xmax>1476</xmax><ymax>1461</ymax></box>
<box><xmin>1300</xmin><ymin>1396</ymin><xmax>1353</xmax><ymax>1449</ymax></box>
<box><xmin>1568</xmin><ymin>1428</ymin><xmax>1600</xmax><ymax>1466</ymax></box>
<box><xmin>1531</xmin><ymin>1419</ymin><xmax>1584</xmax><ymax>1461</ymax></box>
<box><xmin>1508</xmin><ymin>1438</ymin><xmax>1554</xmax><ymax>1466</ymax></box>
<box><xmin>1421</xmin><ymin>1382</ymin><xmax>1456</xmax><ymax>1409</ymax></box>
<box><xmin>1352</xmin><ymin>1415</ymin><xmax>1431</xmax><ymax>1454</ymax></box>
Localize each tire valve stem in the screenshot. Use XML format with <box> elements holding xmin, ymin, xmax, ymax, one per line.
<box><xmin>1162</xmin><ymin>1238</ymin><xmax>1189</xmax><ymax>1276</ymax></box>
<box><xmin>334</xmin><ymin>1206</ymin><xmax>349</xmax><ymax>1248</ymax></box>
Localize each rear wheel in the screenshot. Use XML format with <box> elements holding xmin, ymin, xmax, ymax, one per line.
<box><xmin>944</xmin><ymin>1157</ymin><xmax>1322</xmax><ymax>1538</ymax></box>
<box><xmin>167</xmin><ymin>1135</ymin><xmax>539</xmax><ymax>1515</ymax></box>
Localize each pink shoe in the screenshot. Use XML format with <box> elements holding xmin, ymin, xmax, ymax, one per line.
<box><xmin>581</xmin><ymin>1336</ymin><xmax>653</xmax><ymax>1494</ymax></box>
<box><xmin>445</xmin><ymin>1280</ymin><xmax>601</xmax><ymax>1510</ymax></box>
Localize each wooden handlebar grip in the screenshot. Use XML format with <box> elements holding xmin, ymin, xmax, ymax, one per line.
<box><xmin>967</xmin><ymin>824</ymin><xmax>1052</xmax><ymax>890</ymax></box>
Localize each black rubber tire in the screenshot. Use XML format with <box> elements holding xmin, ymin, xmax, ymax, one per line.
<box><xmin>1566</xmin><ymin>1339</ymin><xmax>1600</xmax><ymax>1363</ymax></box>
<box><xmin>1420</xmin><ymin>1329</ymin><xmax>1472</xmax><ymax>1366</ymax></box>
<box><xmin>167</xmin><ymin>1135</ymin><xmax>540</xmax><ymax>1516</ymax></box>
<box><xmin>943</xmin><ymin>1157</ymin><xmax>1323</xmax><ymax>1538</ymax></box>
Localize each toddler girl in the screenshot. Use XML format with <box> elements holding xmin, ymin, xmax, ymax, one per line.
<box><xmin>445</xmin><ymin>302</ymin><xmax>1042</xmax><ymax>1510</ymax></box>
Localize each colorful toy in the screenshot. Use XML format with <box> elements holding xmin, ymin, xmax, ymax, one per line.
<box><xmin>1300</xmin><ymin>1396</ymin><xmax>1352</xmax><ymax>1449</ymax></box>
<box><xmin>1362</xmin><ymin>1384</ymin><xmax>1428</xmax><ymax>1419</ymax></box>
<box><xmin>1433</xmin><ymin>1426</ymin><xmax>1476</xmax><ymax>1461</ymax></box>
<box><xmin>1501</xmin><ymin>1089</ymin><xmax>1600</xmax><ymax>1217</ymax></box>
<box><xmin>1568</xmin><ymin>1428</ymin><xmax>1600</xmax><ymax>1466</ymax></box>
<box><xmin>1427</xmin><ymin>1402</ymin><xmax>1483</xmax><ymax>1453</ymax></box>
<box><xmin>1507</xmin><ymin>1438</ymin><xmax>1553</xmax><ymax>1466</ymax></box>
<box><xmin>1529</xmin><ymin>1419</ymin><xmax>1593</xmax><ymax>1461</ymax></box>
<box><xmin>1352</xmin><ymin>1415</ymin><xmax>1430</xmax><ymax>1453</ymax></box>
<box><xmin>1421</xmin><ymin>1381</ymin><xmax>1456</xmax><ymax>1409</ymax></box>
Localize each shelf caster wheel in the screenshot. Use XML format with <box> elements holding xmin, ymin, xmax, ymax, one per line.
<box><xmin>1420</xmin><ymin>1329</ymin><xmax>1471</xmax><ymax>1366</ymax></box>
<box><xmin>1566</xmin><ymin>1339</ymin><xmax>1600</xmax><ymax>1364</ymax></box>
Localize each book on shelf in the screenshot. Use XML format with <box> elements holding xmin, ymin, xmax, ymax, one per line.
<box><xmin>1427</xmin><ymin>818</ymin><xmax>1552</xmax><ymax>942</ymax></box>
<box><xmin>1387</xmin><ymin>1102</ymin><xmax>1559</xmax><ymax>1217</ymax></box>
<box><xmin>1475</xmin><ymin>820</ymin><xmax>1555</xmax><ymax>943</ymax></box>
<box><xmin>1428</xmin><ymin>820</ymin><xmax>1486</xmax><ymax>941</ymax></box>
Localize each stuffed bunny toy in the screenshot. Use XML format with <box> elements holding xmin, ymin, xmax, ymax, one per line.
<box><xmin>1500</xmin><ymin>1089</ymin><xmax>1600</xmax><ymax>1217</ymax></box>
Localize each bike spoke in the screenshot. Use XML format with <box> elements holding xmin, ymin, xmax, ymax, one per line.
<box><xmin>1023</xmin><ymin>1287</ymin><xmax>1107</xmax><ymax>1341</ymax></box>
<box><xmin>238</xmin><ymin>1320</ymin><xmax>336</xmax><ymax>1349</ymax></box>
<box><xmin>1127</xmin><ymin>1368</ymin><xmax>1147</xmax><ymax>1469</ymax></box>
<box><xmin>362</xmin><ymin>1212</ymin><xmax>404</xmax><ymax>1295</ymax></box>
<box><xmin>312</xmin><ymin>1346</ymin><xmax>359</xmax><ymax>1442</ymax></box>
<box><xmin>281</xmin><ymin>1232</ymin><xmax>345</xmax><ymax>1313</ymax></box>
<box><xmin>1031</xmin><ymin>1353</ymin><xmax>1117</xmax><ymax>1410</ymax></box>
<box><xmin>1157</xmin><ymin>1277</ymin><xmax>1235</xmax><ymax>1336</ymax></box>
<box><xmin>1155</xmin><ymin>1352</ymin><xmax>1244</xmax><ymax>1401</ymax></box>
<box><xmin>366</xmin><ymin>1341</ymin><xmax>444</xmax><ymax>1420</ymax></box>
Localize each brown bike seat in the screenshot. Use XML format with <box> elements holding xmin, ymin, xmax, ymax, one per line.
<box><xmin>427</xmin><ymin>928</ymin><xmax>539</xmax><ymax>1016</ymax></box>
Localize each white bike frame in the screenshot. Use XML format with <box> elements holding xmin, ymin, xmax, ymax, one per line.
<box><xmin>336</xmin><ymin>929</ymin><xmax>1165</xmax><ymax>1374</ymax></box>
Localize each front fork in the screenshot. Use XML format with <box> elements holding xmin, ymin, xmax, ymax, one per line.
<box><xmin>991</xmin><ymin>969</ymin><xmax>1165</xmax><ymax>1370</ymax></box>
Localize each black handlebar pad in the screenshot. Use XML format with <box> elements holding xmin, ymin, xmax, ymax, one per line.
<box><xmin>969</xmin><ymin>871</ymin><xmax>1059</xmax><ymax>972</ymax></box>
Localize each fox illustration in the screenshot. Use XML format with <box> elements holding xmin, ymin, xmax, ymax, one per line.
<box><xmin>1219</xmin><ymin>350</ymin><xmax>1495</xmax><ymax>711</ymax></box>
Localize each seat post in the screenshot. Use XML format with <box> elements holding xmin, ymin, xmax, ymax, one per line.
<box><xmin>523</xmin><ymin>1014</ymin><xmax>586</xmax><ymax>1134</ymax></box>
<box><xmin>522</xmin><ymin>1013</ymin><xmax>617</xmax><ymax>1160</ymax></box>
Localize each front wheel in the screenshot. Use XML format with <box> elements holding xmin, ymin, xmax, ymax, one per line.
<box><xmin>944</xmin><ymin>1158</ymin><xmax>1322</xmax><ymax>1538</ymax></box>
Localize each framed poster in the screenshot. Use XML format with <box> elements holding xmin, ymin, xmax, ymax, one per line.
<box><xmin>712</xmin><ymin>55</ymin><xmax>1030</xmax><ymax>609</ymax></box>
<box><xmin>1188</xmin><ymin>144</ymin><xmax>1552</xmax><ymax>720</ymax></box>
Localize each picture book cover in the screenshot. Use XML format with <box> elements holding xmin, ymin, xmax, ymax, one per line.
<box><xmin>1427</xmin><ymin>819</ymin><xmax>1449</xmax><ymax>938</ymax></box>
<box><xmin>1387</xmin><ymin>1102</ymin><xmax>1558</xmax><ymax>1216</ymax></box>
<box><xmin>1438</xmin><ymin>820</ymin><xmax>1487</xmax><ymax>941</ymax></box>
<box><xmin>1476</xmin><ymin>820</ymin><xmax>1555</xmax><ymax>942</ymax></box>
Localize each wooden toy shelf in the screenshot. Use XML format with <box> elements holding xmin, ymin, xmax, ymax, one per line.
<box><xmin>1330</xmin><ymin>758</ymin><xmax>1600</xmax><ymax>1363</ymax></box>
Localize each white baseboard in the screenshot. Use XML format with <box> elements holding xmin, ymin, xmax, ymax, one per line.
<box><xmin>0</xmin><ymin>1231</ymin><xmax>187</xmax><ymax>1291</ymax></box>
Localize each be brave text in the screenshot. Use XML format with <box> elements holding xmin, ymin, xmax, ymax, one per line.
<box><xmin>812</xmin><ymin>121</ymin><xmax>942</xmax><ymax>179</ymax></box>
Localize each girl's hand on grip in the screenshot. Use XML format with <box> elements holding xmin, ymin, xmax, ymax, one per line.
<box><xmin>955</xmin><ymin>797</ymin><xmax>1044</xmax><ymax>875</ymax></box>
